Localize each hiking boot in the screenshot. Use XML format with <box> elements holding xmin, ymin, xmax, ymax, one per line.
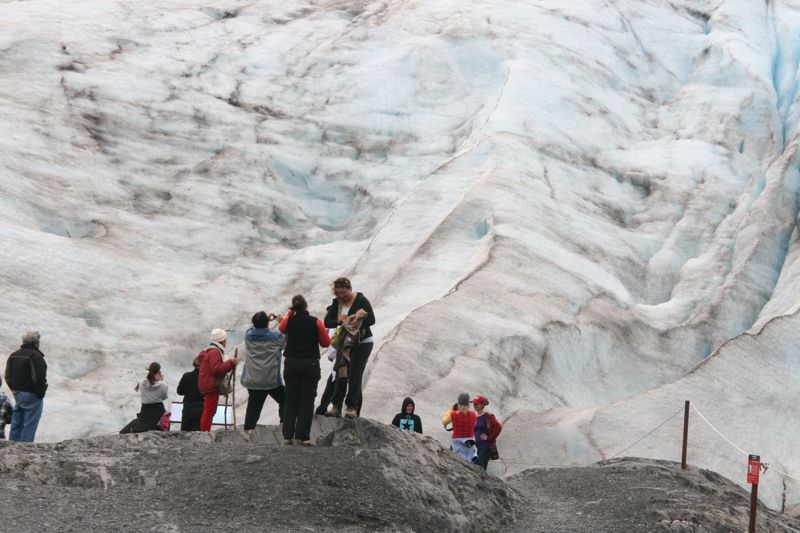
<box><xmin>283</xmin><ymin>438</ymin><xmax>293</xmax><ymax>446</ymax></box>
<box><xmin>324</xmin><ymin>406</ymin><xmax>341</xmax><ymax>418</ymax></box>
<box><xmin>301</xmin><ymin>440</ymin><xmax>316</xmax><ymax>446</ymax></box>
<box><xmin>344</xmin><ymin>407</ymin><xmax>358</xmax><ymax>418</ymax></box>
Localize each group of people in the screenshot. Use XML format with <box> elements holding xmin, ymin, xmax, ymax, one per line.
<box><xmin>442</xmin><ymin>393</ymin><xmax>502</xmax><ymax>470</ymax></box>
<box><xmin>0</xmin><ymin>279</ymin><xmax>503</xmax><ymax>473</ymax></box>
<box><xmin>123</xmin><ymin>277</ymin><xmax>376</xmax><ymax>446</ymax></box>
<box><xmin>387</xmin><ymin>394</ymin><xmax>502</xmax><ymax>471</ymax></box>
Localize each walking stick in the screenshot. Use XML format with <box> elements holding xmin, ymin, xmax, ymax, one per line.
<box><xmin>232</xmin><ymin>367</ymin><xmax>237</xmax><ymax>430</ymax></box>
<box><xmin>232</xmin><ymin>347</ymin><xmax>238</xmax><ymax>430</ymax></box>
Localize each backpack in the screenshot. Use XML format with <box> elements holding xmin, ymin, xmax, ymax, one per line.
<box><xmin>216</xmin><ymin>371</ymin><xmax>234</xmax><ymax>396</ymax></box>
<box><xmin>216</xmin><ymin>346</ymin><xmax>237</xmax><ymax>396</ymax></box>
<box><xmin>158</xmin><ymin>411</ymin><xmax>171</xmax><ymax>431</ymax></box>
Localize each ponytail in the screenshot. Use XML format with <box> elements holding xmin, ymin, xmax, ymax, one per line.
<box><xmin>291</xmin><ymin>294</ymin><xmax>307</xmax><ymax>313</ymax></box>
<box><xmin>146</xmin><ymin>362</ymin><xmax>161</xmax><ymax>385</ymax></box>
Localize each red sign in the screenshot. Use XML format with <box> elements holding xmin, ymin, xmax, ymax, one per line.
<box><xmin>747</xmin><ymin>455</ymin><xmax>760</xmax><ymax>485</ymax></box>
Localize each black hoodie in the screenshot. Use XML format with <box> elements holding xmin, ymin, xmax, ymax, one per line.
<box><xmin>391</xmin><ymin>397</ymin><xmax>423</xmax><ymax>434</ymax></box>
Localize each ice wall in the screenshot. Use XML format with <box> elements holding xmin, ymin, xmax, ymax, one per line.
<box><xmin>2</xmin><ymin>0</ymin><xmax>800</xmax><ymax>507</ymax></box>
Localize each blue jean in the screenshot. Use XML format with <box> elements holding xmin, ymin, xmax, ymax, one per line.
<box><xmin>9</xmin><ymin>391</ymin><xmax>43</xmax><ymax>442</ymax></box>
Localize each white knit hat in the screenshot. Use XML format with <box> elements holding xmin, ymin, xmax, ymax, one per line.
<box><xmin>210</xmin><ymin>328</ymin><xmax>227</xmax><ymax>343</ymax></box>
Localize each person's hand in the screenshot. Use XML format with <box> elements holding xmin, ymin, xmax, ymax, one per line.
<box><xmin>480</xmin><ymin>434</ymin><xmax>488</xmax><ymax>441</ymax></box>
<box><xmin>276</xmin><ymin>314</ymin><xmax>284</xmax><ymax>323</ymax></box>
<box><xmin>355</xmin><ymin>309</ymin><xmax>367</xmax><ymax>319</ymax></box>
<box><xmin>232</xmin><ymin>357</ymin><xmax>240</xmax><ymax>366</ymax></box>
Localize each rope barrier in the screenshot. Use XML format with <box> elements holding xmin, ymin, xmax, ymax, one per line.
<box><xmin>689</xmin><ymin>403</ymin><xmax>748</xmax><ymax>457</ymax></box>
<box><xmin>608</xmin><ymin>406</ymin><xmax>684</xmax><ymax>459</ymax></box>
<box><xmin>500</xmin><ymin>401</ymin><xmax>800</xmax><ymax>491</ymax></box>
<box><xmin>689</xmin><ymin>402</ymin><xmax>800</xmax><ymax>488</ymax></box>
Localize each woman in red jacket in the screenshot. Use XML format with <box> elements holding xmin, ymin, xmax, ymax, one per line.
<box><xmin>472</xmin><ymin>395</ymin><xmax>502</xmax><ymax>470</ymax></box>
<box><xmin>198</xmin><ymin>328</ymin><xmax>239</xmax><ymax>432</ymax></box>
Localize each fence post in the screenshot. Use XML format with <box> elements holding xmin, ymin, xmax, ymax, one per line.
<box><xmin>681</xmin><ymin>400</ymin><xmax>690</xmax><ymax>469</ymax></box>
<box><xmin>747</xmin><ymin>454</ymin><xmax>760</xmax><ymax>533</ymax></box>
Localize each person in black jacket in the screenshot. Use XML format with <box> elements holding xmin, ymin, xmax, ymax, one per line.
<box><xmin>177</xmin><ymin>356</ymin><xmax>203</xmax><ymax>431</ymax></box>
<box><xmin>391</xmin><ymin>397</ymin><xmax>423</xmax><ymax>434</ymax></box>
<box><xmin>278</xmin><ymin>294</ymin><xmax>331</xmax><ymax>445</ymax></box>
<box><xmin>324</xmin><ymin>277</ymin><xmax>375</xmax><ymax>418</ymax></box>
<box><xmin>4</xmin><ymin>331</ymin><xmax>48</xmax><ymax>442</ymax></box>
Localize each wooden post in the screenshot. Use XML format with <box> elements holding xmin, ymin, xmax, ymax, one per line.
<box><xmin>747</xmin><ymin>454</ymin><xmax>761</xmax><ymax>533</ymax></box>
<box><xmin>681</xmin><ymin>400</ymin><xmax>690</xmax><ymax>470</ymax></box>
<box><xmin>749</xmin><ymin>482</ymin><xmax>759</xmax><ymax>533</ymax></box>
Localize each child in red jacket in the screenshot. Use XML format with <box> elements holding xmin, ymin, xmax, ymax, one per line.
<box><xmin>442</xmin><ymin>393</ymin><xmax>478</xmax><ymax>463</ymax></box>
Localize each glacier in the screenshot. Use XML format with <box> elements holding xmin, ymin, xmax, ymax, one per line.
<box><xmin>2</xmin><ymin>0</ymin><xmax>800</xmax><ymax>510</ymax></box>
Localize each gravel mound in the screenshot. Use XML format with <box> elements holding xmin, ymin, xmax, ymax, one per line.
<box><xmin>505</xmin><ymin>457</ymin><xmax>800</xmax><ymax>532</ymax></box>
<box><xmin>2</xmin><ymin>421</ymin><xmax>797</xmax><ymax>532</ymax></box>
<box><xmin>0</xmin><ymin>418</ymin><xmax>516</xmax><ymax>532</ymax></box>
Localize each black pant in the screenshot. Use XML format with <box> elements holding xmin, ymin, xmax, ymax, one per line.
<box><xmin>120</xmin><ymin>402</ymin><xmax>165</xmax><ymax>434</ymax></box>
<box><xmin>282</xmin><ymin>358</ymin><xmax>320</xmax><ymax>441</ymax></box>
<box><xmin>331</xmin><ymin>343</ymin><xmax>372</xmax><ymax>410</ymax></box>
<box><xmin>244</xmin><ymin>387</ymin><xmax>285</xmax><ymax>429</ymax></box>
<box><xmin>181</xmin><ymin>401</ymin><xmax>203</xmax><ymax>431</ymax></box>
<box><xmin>315</xmin><ymin>374</ymin><xmax>336</xmax><ymax>415</ymax></box>
<box><xmin>476</xmin><ymin>448</ymin><xmax>491</xmax><ymax>470</ymax></box>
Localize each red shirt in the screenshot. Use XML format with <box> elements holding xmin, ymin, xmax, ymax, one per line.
<box><xmin>449</xmin><ymin>409</ymin><xmax>478</xmax><ymax>439</ymax></box>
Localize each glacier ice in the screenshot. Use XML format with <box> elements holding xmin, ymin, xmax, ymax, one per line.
<box><xmin>2</xmin><ymin>0</ymin><xmax>800</xmax><ymax>510</ymax></box>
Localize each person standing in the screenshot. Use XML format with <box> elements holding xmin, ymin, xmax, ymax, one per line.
<box><xmin>442</xmin><ymin>393</ymin><xmax>478</xmax><ymax>463</ymax></box>
<box><xmin>198</xmin><ymin>329</ymin><xmax>239</xmax><ymax>432</ymax></box>
<box><xmin>324</xmin><ymin>278</ymin><xmax>375</xmax><ymax>418</ymax></box>
<box><xmin>472</xmin><ymin>395</ymin><xmax>502</xmax><ymax>470</ymax></box>
<box><xmin>177</xmin><ymin>357</ymin><xmax>203</xmax><ymax>431</ymax></box>
<box><xmin>391</xmin><ymin>397</ymin><xmax>423</xmax><ymax>434</ymax></box>
<box><xmin>239</xmin><ymin>311</ymin><xmax>286</xmax><ymax>429</ymax></box>
<box><xmin>278</xmin><ymin>295</ymin><xmax>331</xmax><ymax>445</ymax></box>
<box><xmin>121</xmin><ymin>362</ymin><xmax>168</xmax><ymax>433</ymax></box>
<box><xmin>5</xmin><ymin>331</ymin><xmax>47</xmax><ymax>442</ymax></box>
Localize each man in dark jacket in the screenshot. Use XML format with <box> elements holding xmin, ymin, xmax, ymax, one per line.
<box><xmin>391</xmin><ymin>397</ymin><xmax>423</xmax><ymax>434</ymax></box>
<box><xmin>5</xmin><ymin>331</ymin><xmax>48</xmax><ymax>442</ymax></box>
<box><xmin>324</xmin><ymin>277</ymin><xmax>376</xmax><ymax>418</ymax></box>
<box><xmin>177</xmin><ymin>357</ymin><xmax>203</xmax><ymax>431</ymax></box>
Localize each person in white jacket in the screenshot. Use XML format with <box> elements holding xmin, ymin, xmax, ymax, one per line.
<box><xmin>120</xmin><ymin>362</ymin><xmax>168</xmax><ymax>433</ymax></box>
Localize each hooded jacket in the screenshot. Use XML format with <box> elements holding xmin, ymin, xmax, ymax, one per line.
<box><xmin>391</xmin><ymin>397</ymin><xmax>423</xmax><ymax>434</ymax></box>
<box><xmin>239</xmin><ymin>326</ymin><xmax>286</xmax><ymax>390</ymax></box>
<box><xmin>198</xmin><ymin>342</ymin><xmax>236</xmax><ymax>395</ymax></box>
